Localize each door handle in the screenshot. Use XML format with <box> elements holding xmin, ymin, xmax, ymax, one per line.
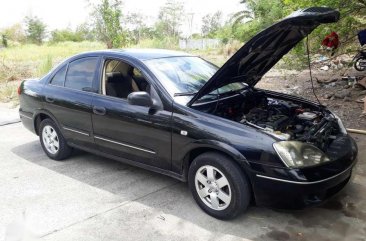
<box><xmin>93</xmin><ymin>106</ymin><xmax>106</xmax><ymax>115</ymax></box>
<box><xmin>45</xmin><ymin>96</ymin><xmax>54</xmax><ymax>103</ymax></box>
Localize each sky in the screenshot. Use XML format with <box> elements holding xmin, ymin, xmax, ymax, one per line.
<box><xmin>0</xmin><ymin>0</ymin><xmax>242</xmax><ymax>35</ymax></box>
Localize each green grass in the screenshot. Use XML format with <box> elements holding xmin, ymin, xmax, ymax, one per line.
<box><xmin>0</xmin><ymin>40</ymin><xmax>227</xmax><ymax>106</ymax></box>
<box><xmin>0</xmin><ymin>41</ymin><xmax>105</xmax><ymax>82</ymax></box>
<box><xmin>37</xmin><ymin>55</ymin><xmax>53</xmax><ymax>77</ymax></box>
<box><xmin>0</xmin><ymin>41</ymin><xmax>105</xmax><ymax>105</ymax></box>
<box><xmin>0</xmin><ymin>41</ymin><xmax>105</xmax><ymax>63</ymax></box>
<box><xmin>0</xmin><ymin>81</ymin><xmax>20</xmax><ymax>105</ymax></box>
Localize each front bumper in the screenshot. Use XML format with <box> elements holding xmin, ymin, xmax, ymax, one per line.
<box><xmin>250</xmin><ymin>135</ymin><xmax>358</xmax><ymax>209</ymax></box>
<box><xmin>252</xmin><ymin>164</ymin><xmax>353</xmax><ymax>208</ymax></box>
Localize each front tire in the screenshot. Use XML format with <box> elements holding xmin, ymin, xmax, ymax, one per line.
<box><xmin>39</xmin><ymin>119</ymin><xmax>72</xmax><ymax>160</ymax></box>
<box><xmin>188</xmin><ymin>152</ymin><xmax>251</xmax><ymax>219</ymax></box>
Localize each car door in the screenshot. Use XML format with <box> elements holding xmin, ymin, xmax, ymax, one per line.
<box><xmin>43</xmin><ymin>56</ymin><xmax>101</xmax><ymax>149</ymax></box>
<box><xmin>91</xmin><ymin>57</ymin><xmax>172</xmax><ymax>170</ymax></box>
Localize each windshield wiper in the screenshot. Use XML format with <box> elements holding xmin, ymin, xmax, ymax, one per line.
<box><xmin>174</xmin><ymin>85</ymin><xmax>249</xmax><ymax>97</ymax></box>
<box><xmin>223</xmin><ymin>86</ymin><xmax>248</xmax><ymax>95</ymax></box>
<box><xmin>174</xmin><ymin>92</ymin><xmax>220</xmax><ymax>97</ymax></box>
<box><xmin>174</xmin><ymin>92</ymin><xmax>197</xmax><ymax>97</ymax></box>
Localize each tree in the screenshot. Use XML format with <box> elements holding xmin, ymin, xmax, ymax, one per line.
<box><xmin>232</xmin><ymin>0</ymin><xmax>284</xmax><ymax>27</ymax></box>
<box><xmin>24</xmin><ymin>16</ymin><xmax>47</xmax><ymax>44</ymax></box>
<box><xmin>75</xmin><ymin>23</ymin><xmax>97</xmax><ymax>41</ymax></box>
<box><xmin>50</xmin><ymin>24</ymin><xmax>95</xmax><ymax>43</ymax></box>
<box><xmin>231</xmin><ymin>0</ymin><xmax>253</xmax><ymax>27</ymax></box>
<box><xmin>124</xmin><ymin>12</ymin><xmax>149</xmax><ymax>44</ymax></box>
<box><xmin>156</xmin><ymin>0</ymin><xmax>185</xmax><ymax>39</ymax></box>
<box><xmin>229</xmin><ymin>0</ymin><xmax>365</xmax><ymax>68</ymax></box>
<box><xmin>51</xmin><ymin>28</ymin><xmax>81</xmax><ymax>42</ymax></box>
<box><xmin>1</xmin><ymin>34</ymin><xmax>7</xmax><ymax>47</ymax></box>
<box><xmin>201</xmin><ymin>11</ymin><xmax>223</xmax><ymax>37</ymax></box>
<box><xmin>213</xmin><ymin>22</ymin><xmax>235</xmax><ymax>43</ymax></box>
<box><xmin>0</xmin><ymin>23</ymin><xmax>26</xmax><ymax>44</ymax></box>
<box><xmin>92</xmin><ymin>0</ymin><xmax>127</xmax><ymax>48</ymax></box>
<box><xmin>231</xmin><ymin>0</ymin><xmax>284</xmax><ymax>41</ymax></box>
<box><xmin>283</xmin><ymin>0</ymin><xmax>366</xmax><ymax>43</ymax></box>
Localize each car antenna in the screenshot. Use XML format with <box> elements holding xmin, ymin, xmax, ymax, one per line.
<box><xmin>306</xmin><ymin>35</ymin><xmax>322</xmax><ymax>107</ymax></box>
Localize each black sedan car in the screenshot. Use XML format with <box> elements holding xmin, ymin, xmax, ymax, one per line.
<box><xmin>19</xmin><ymin>7</ymin><xmax>357</xmax><ymax>219</ymax></box>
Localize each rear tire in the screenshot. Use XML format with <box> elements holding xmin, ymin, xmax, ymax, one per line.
<box><xmin>39</xmin><ymin>118</ymin><xmax>72</xmax><ymax>160</ymax></box>
<box><xmin>188</xmin><ymin>152</ymin><xmax>251</xmax><ymax>220</ymax></box>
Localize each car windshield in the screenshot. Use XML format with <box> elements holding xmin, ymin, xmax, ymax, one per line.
<box><xmin>144</xmin><ymin>56</ymin><xmax>246</xmax><ymax>105</ymax></box>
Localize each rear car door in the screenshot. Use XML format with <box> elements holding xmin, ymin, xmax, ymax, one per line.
<box><xmin>91</xmin><ymin>57</ymin><xmax>172</xmax><ymax>170</ymax></box>
<box><xmin>43</xmin><ymin>56</ymin><xmax>101</xmax><ymax>148</ymax></box>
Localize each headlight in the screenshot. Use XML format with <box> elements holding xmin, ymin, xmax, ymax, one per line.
<box><xmin>273</xmin><ymin>141</ymin><xmax>330</xmax><ymax>168</ymax></box>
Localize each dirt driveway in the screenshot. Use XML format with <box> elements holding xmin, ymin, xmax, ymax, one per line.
<box><xmin>0</xmin><ymin>121</ymin><xmax>365</xmax><ymax>241</ymax></box>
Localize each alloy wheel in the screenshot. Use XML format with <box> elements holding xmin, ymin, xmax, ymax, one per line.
<box><xmin>42</xmin><ymin>125</ymin><xmax>60</xmax><ymax>154</ymax></box>
<box><xmin>194</xmin><ymin>165</ymin><xmax>232</xmax><ymax>210</ymax></box>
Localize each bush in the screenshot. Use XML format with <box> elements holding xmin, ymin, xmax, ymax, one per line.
<box><xmin>6</xmin><ymin>40</ymin><xmax>21</xmax><ymax>48</ymax></box>
<box><xmin>50</xmin><ymin>29</ymin><xmax>83</xmax><ymax>43</ymax></box>
<box><xmin>221</xmin><ymin>40</ymin><xmax>242</xmax><ymax>56</ymax></box>
<box><xmin>1</xmin><ymin>35</ymin><xmax>8</xmax><ymax>47</ymax></box>
<box><xmin>134</xmin><ymin>38</ymin><xmax>179</xmax><ymax>49</ymax></box>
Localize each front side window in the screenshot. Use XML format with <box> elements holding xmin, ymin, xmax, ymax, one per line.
<box><xmin>50</xmin><ymin>65</ymin><xmax>67</xmax><ymax>86</ymax></box>
<box><xmin>65</xmin><ymin>57</ymin><xmax>98</xmax><ymax>91</ymax></box>
<box><xmin>103</xmin><ymin>59</ymin><xmax>148</xmax><ymax>99</ymax></box>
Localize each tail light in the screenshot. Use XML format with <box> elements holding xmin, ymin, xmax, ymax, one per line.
<box><xmin>17</xmin><ymin>81</ymin><xmax>24</xmax><ymax>95</ymax></box>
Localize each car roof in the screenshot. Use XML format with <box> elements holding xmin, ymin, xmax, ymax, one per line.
<box><xmin>77</xmin><ymin>48</ymin><xmax>194</xmax><ymax>61</ymax></box>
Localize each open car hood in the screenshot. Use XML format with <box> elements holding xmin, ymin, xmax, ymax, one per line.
<box><xmin>188</xmin><ymin>7</ymin><xmax>339</xmax><ymax>106</ymax></box>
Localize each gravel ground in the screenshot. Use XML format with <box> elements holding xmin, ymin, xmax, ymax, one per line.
<box><xmin>258</xmin><ymin>68</ymin><xmax>366</xmax><ymax>130</ymax></box>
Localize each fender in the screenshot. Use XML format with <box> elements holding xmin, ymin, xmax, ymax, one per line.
<box><xmin>32</xmin><ymin>108</ymin><xmax>63</xmax><ymax>135</ymax></box>
<box><xmin>180</xmin><ymin>139</ymin><xmax>251</xmax><ymax>171</ymax></box>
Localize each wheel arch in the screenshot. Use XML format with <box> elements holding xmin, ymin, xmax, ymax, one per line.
<box><xmin>181</xmin><ymin>140</ymin><xmax>255</xmax><ymax>204</ymax></box>
<box><xmin>33</xmin><ymin>109</ymin><xmax>61</xmax><ymax>135</ymax></box>
<box><xmin>181</xmin><ymin>140</ymin><xmax>251</xmax><ymax>181</ymax></box>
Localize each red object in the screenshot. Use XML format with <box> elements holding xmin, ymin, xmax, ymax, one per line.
<box><xmin>321</xmin><ymin>31</ymin><xmax>339</xmax><ymax>49</ymax></box>
<box><xmin>17</xmin><ymin>84</ymin><xmax>22</xmax><ymax>95</ymax></box>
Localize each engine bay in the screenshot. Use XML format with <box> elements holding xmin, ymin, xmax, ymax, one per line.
<box><xmin>204</xmin><ymin>89</ymin><xmax>342</xmax><ymax>150</ymax></box>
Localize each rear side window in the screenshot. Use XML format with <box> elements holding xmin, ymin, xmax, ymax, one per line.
<box><xmin>65</xmin><ymin>57</ymin><xmax>98</xmax><ymax>91</ymax></box>
<box><xmin>50</xmin><ymin>65</ymin><xmax>66</xmax><ymax>86</ymax></box>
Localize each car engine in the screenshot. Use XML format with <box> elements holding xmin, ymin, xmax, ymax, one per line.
<box><xmin>212</xmin><ymin>89</ymin><xmax>341</xmax><ymax>150</ymax></box>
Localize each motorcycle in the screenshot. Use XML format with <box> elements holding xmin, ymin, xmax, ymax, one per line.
<box><xmin>354</xmin><ymin>29</ymin><xmax>366</xmax><ymax>71</ymax></box>
<box><xmin>353</xmin><ymin>49</ymin><xmax>366</xmax><ymax>71</ymax></box>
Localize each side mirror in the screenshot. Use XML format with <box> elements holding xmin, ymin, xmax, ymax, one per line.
<box><xmin>127</xmin><ymin>91</ymin><xmax>153</xmax><ymax>107</ymax></box>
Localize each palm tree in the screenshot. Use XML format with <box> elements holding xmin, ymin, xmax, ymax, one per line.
<box><xmin>231</xmin><ymin>0</ymin><xmax>254</xmax><ymax>27</ymax></box>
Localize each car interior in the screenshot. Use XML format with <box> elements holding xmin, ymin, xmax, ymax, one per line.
<box><xmin>102</xmin><ymin>59</ymin><xmax>150</xmax><ymax>98</ymax></box>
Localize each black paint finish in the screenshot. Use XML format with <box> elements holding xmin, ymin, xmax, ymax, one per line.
<box><xmin>18</xmin><ymin>7</ymin><xmax>358</xmax><ymax>209</ymax></box>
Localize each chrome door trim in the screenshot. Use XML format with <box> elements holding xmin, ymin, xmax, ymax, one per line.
<box><xmin>63</xmin><ymin>126</ymin><xmax>90</xmax><ymax>136</ymax></box>
<box><xmin>256</xmin><ymin>165</ymin><xmax>353</xmax><ymax>185</ymax></box>
<box><xmin>94</xmin><ymin>135</ymin><xmax>156</xmax><ymax>154</ymax></box>
<box><xmin>19</xmin><ymin>113</ymin><xmax>32</xmax><ymax>120</ymax></box>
